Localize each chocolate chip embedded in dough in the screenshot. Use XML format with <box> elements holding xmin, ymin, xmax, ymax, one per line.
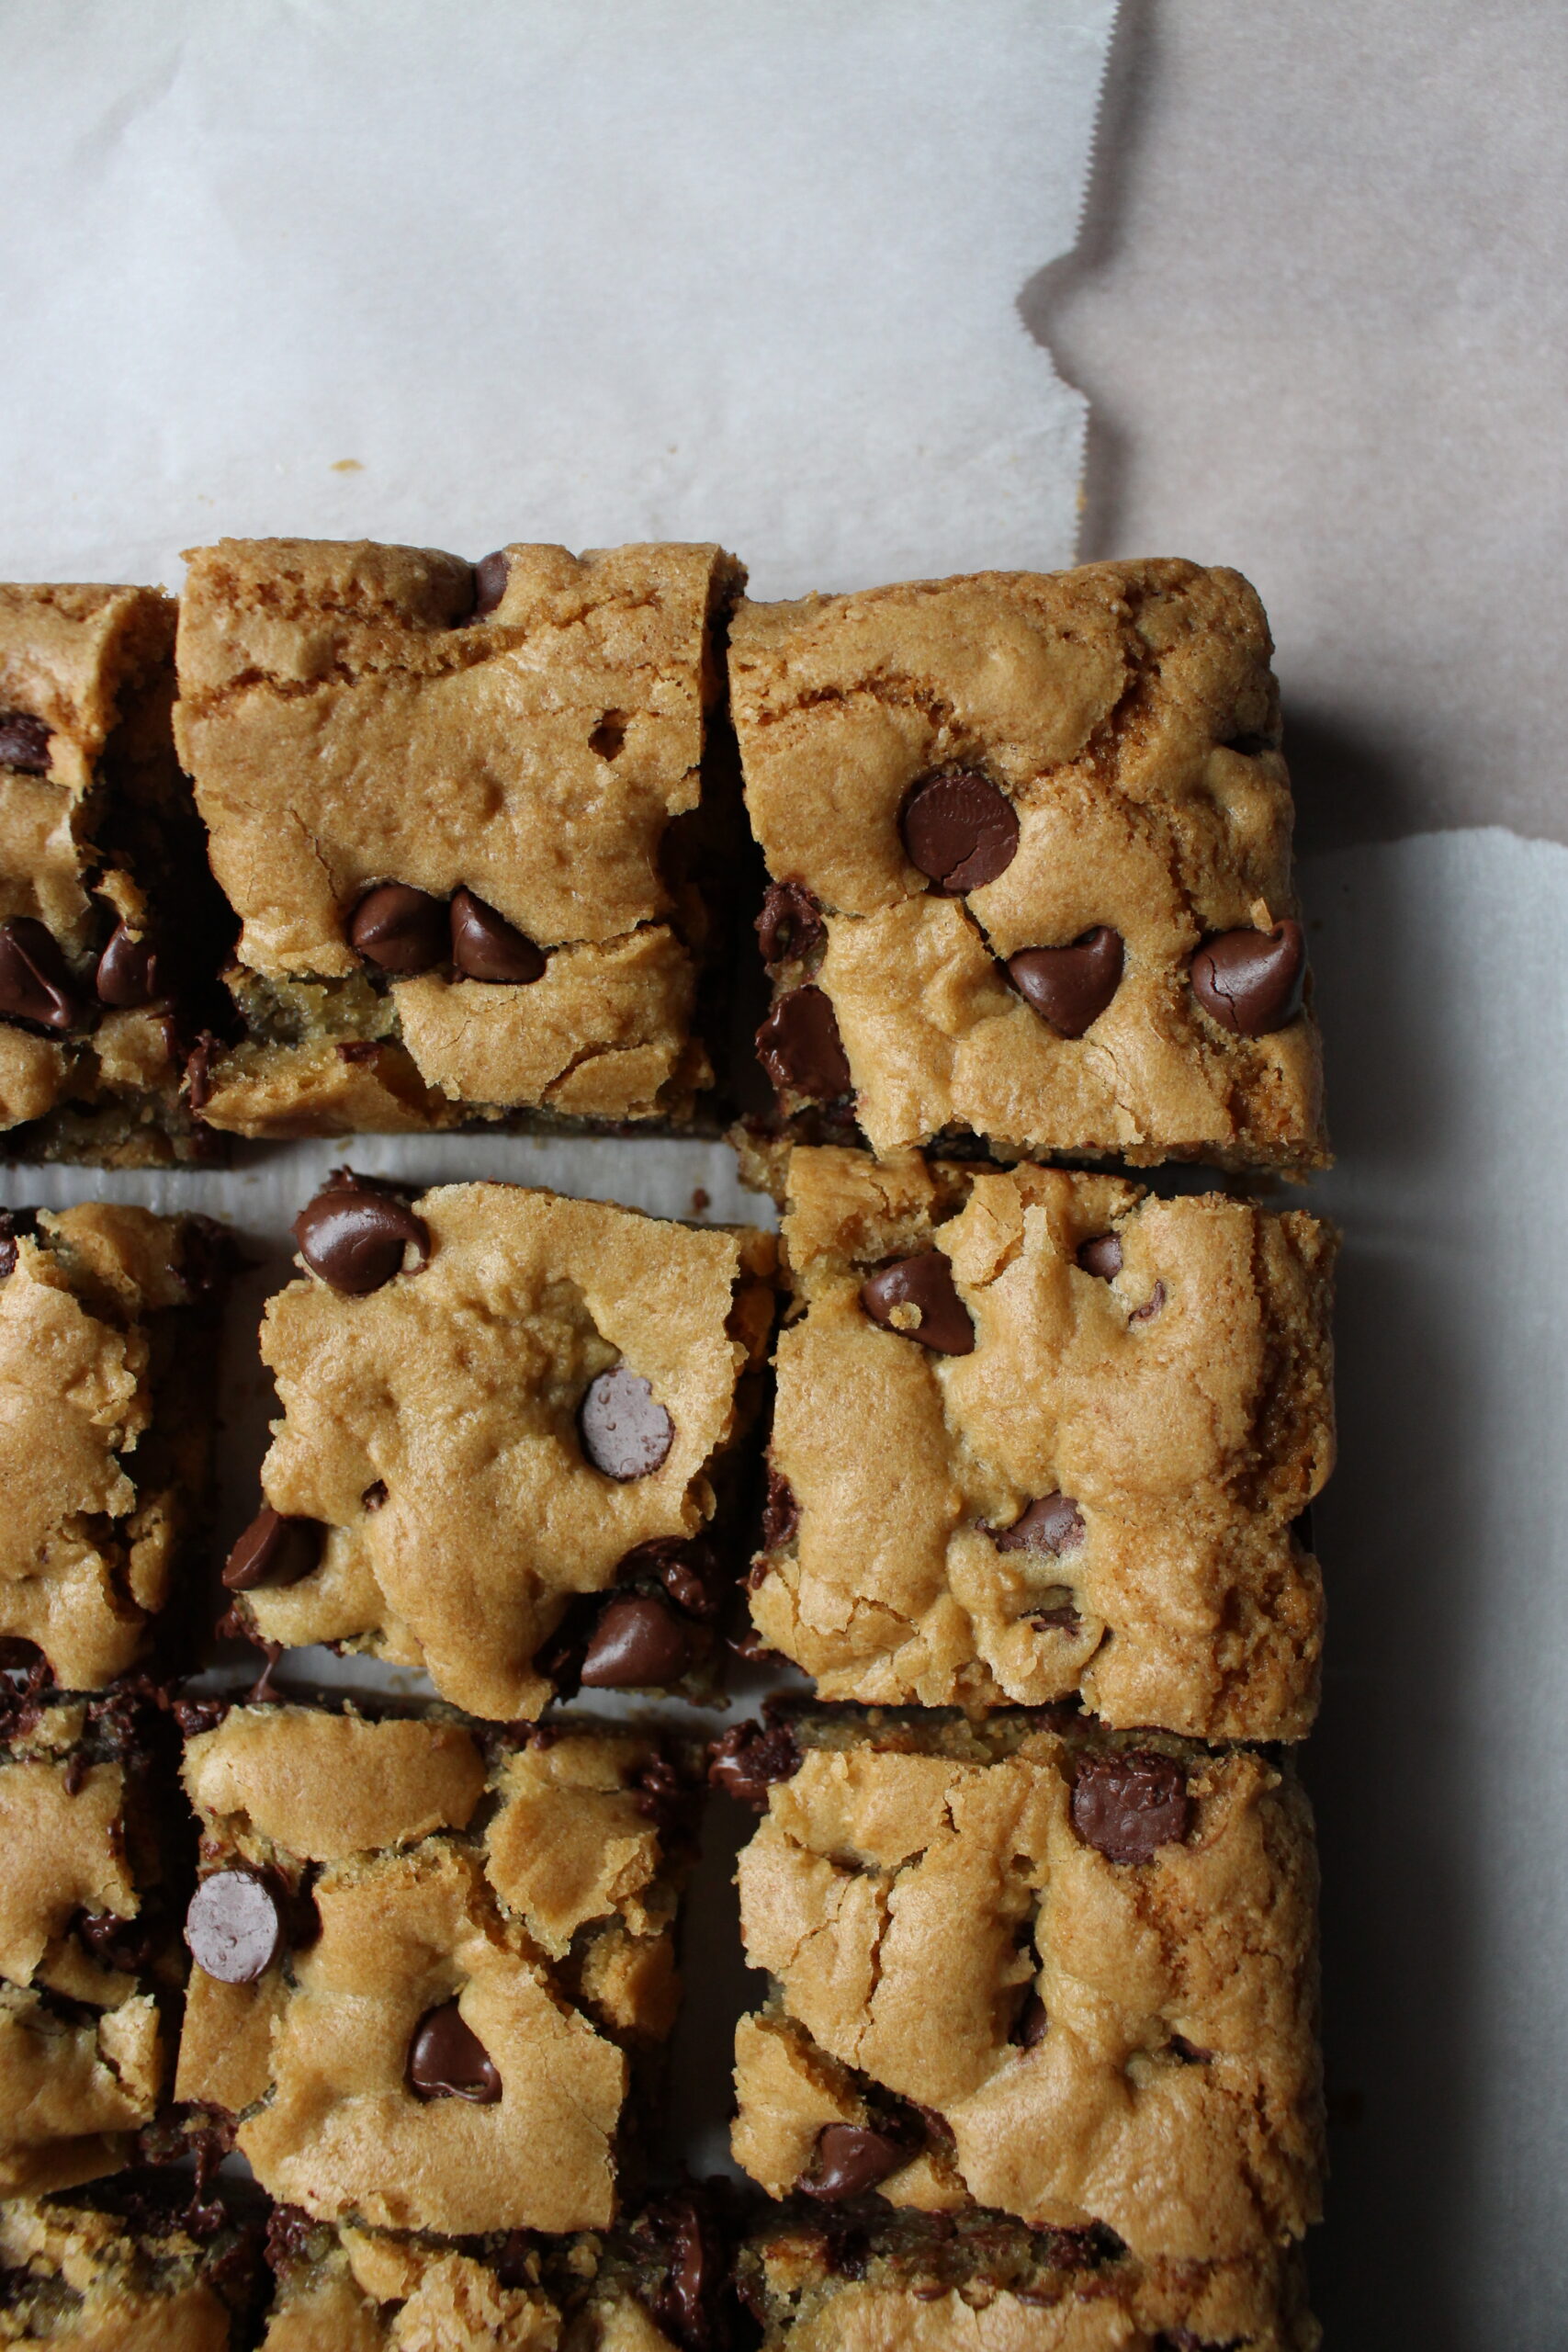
<box><xmin>292</xmin><ymin>1180</ymin><xmax>431</xmax><ymax>1295</ymax></box>
<box><xmin>860</xmin><ymin>1253</ymin><xmax>975</xmax><ymax>1356</ymax></box>
<box><xmin>1007</xmin><ymin>927</ymin><xmax>1124</xmax><ymax>1038</ymax></box>
<box><xmin>1076</xmin><ymin>1232</ymin><xmax>1122</xmax><ymax>1279</ymax></box>
<box><xmin>94</xmin><ymin>922</ymin><xmax>160</xmax><ymax>1008</ymax></box>
<box><xmin>0</xmin><ymin>713</ymin><xmax>51</xmax><ymax>774</ymax></box>
<box><xmin>760</xmin><ymin>1466</ymin><xmax>800</xmax><ymax>1550</ymax></box>
<box><xmin>900</xmin><ymin>772</ymin><xmax>1020</xmax><ymax>892</ymax></box>
<box><xmin>1190</xmin><ymin>920</ymin><xmax>1307</xmax><ymax>1036</ymax></box>
<box><xmin>408</xmin><ymin>2000</ymin><xmax>502</xmax><ymax>2103</ymax></box>
<box><xmin>579</xmin><ymin>1595</ymin><xmax>694</xmax><ymax>1688</ymax></box>
<box><xmin>578</xmin><ymin>1365</ymin><xmax>675</xmax><ymax>1479</ymax></box>
<box><xmin>1070</xmin><ymin>1752</ymin><xmax>1192</xmax><ymax>1866</ymax></box>
<box><xmin>799</xmin><ymin>2123</ymin><xmax>911</xmax><ymax>2201</ymax></box>
<box><xmin>222</xmin><ymin>1505</ymin><xmax>323</xmax><ymax>1592</ymax></box>
<box><xmin>707</xmin><ymin>1720</ymin><xmax>801</xmax><ymax>1810</ymax></box>
<box><xmin>992</xmin><ymin>1493</ymin><xmax>1085</xmax><ymax>1555</ymax></box>
<box><xmin>449</xmin><ymin>888</ymin><xmax>547</xmax><ymax>984</ymax></box>
<box><xmin>471</xmin><ymin>551</ymin><xmax>510</xmax><ymax>618</ymax></box>
<box><xmin>184</xmin><ymin>1868</ymin><xmax>285</xmax><ymax>1984</ymax></box>
<box><xmin>756</xmin><ymin>881</ymin><xmax>826</xmax><ymax>968</ymax></box>
<box><xmin>755</xmin><ymin>985</ymin><xmax>852</xmax><ymax>1102</ymax></box>
<box><xmin>1130</xmin><ymin>1280</ymin><xmax>1167</xmax><ymax>1326</ymax></box>
<box><xmin>1013</xmin><ymin>1992</ymin><xmax>1048</xmax><ymax>2048</ymax></box>
<box><xmin>346</xmin><ymin>881</ymin><xmax>449</xmax><ymax>975</ymax></box>
<box><xmin>0</xmin><ymin>918</ymin><xmax>83</xmax><ymax>1032</ymax></box>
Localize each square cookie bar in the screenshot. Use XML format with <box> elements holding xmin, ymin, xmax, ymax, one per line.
<box><xmin>0</xmin><ymin>1204</ymin><xmax>231</xmax><ymax>1690</ymax></box>
<box><xmin>749</xmin><ymin>1148</ymin><xmax>1334</xmax><ymax>1742</ymax></box>
<box><xmin>726</xmin><ymin>1710</ymin><xmax>1323</xmax><ymax>2267</ymax></box>
<box><xmin>0</xmin><ymin>583</ymin><xmax>229</xmax><ymax>1165</ymax></box>
<box><xmin>730</xmin><ymin>560</ymin><xmax>1327</xmax><ymax>1171</ymax></box>
<box><xmin>175</xmin><ymin>537</ymin><xmax>744</xmax><ymax>1137</ymax></box>
<box><xmin>0</xmin><ymin>2188</ymin><xmax>259</xmax><ymax>2347</ymax></box>
<box><xmin>223</xmin><ymin>1174</ymin><xmax>773</xmax><ymax>1720</ymax></box>
<box><xmin>739</xmin><ymin>2211</ymin><xmax>1317</xmax><ymax>2352</ymax></box>
<box><xmin>175</xmin><ymin>1702</ymin><xmax>703</xmax><ymax>2238</ymax></box>
<box><xmin>0</xmin><ymin>1690</ymin><xmax>186</xmax><ymax>2197</ymax></box>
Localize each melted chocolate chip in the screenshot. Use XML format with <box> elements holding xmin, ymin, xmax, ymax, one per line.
<box><xmin>756</xmin><ymin>880</ymin><xmax>826</xmax><ymax>968</ymax></box>
<box><xmin>799</xmin><ymin>2122</ymin><xmax>912</xmax><ymax>2201</ymax></box>
<box><xmin>1189</xmin><ymin>919</ymin><xmax>1306</xmax><ymax>1036</ymax></box>
<box><xmin>1070</xmin><ymin>1752</ymin><xmax>1192</xmax><ymax>1866</ymax></box>
<box><xmin>900</xmin><ymin>772</ymin><xmax>1020</xmax><ymax>892</ymax></box>
<box><xmin>0</xmin><ymin>713</ymin><xmax>51</xmax><ymax>774</ymax></box>
<box><xmin>1007</xmin><ymin>926</ymin><xmax>1124</xmax><ymax>1037</ymax></box>
<box><xmin>265</xmin><ymin>2204</ymin><xmax>317</xmax><ymax>2272</ymax></box>
<box><xmin>761</xmin><ymin>1465</ymin><xmax>800</xmax><ymax>1550</ymax></box>
<box><xmin>579</xmin><ymin>1365</ymin><xmax>675</xmax><ymax>1479</ymax></box>
<box><xmin>293</xmin><ymin>1179</ymin><xmax>431</xmax><ymax>1295</ymax></box>
<box><xmin>0</xmin><ymin>1209</ymin><xmax>38</xmax><ymax>1281</ymax></box>
<box><xmin>222</xmin><ymin>1505</ymin><xmax>323</xmax><ymax>1592</ymax></box>
<box><xmin>616</xmin><ymin>1534</ymin><xmax>723</xmax><ymax>1620</ymax></box>
<box><xmin>175</xmin><ymin>1214</ymin><xmax>243</xmax><ymax>1301</ymax></box>
<box><xmin>94</xmin><ymin>922</ymin><xmax>160</xmax><ymax>1008</ymax></box>
<box><xmin>1077</xmin><ymin>1232</ymin><xmax>1122</xmax><ymax>1279</ymax></box>
<box><xmin>755</xmin><ymin>985</ymin><xmax>852</xmax><ymax>1102</ymax></box>
<box><xmin>1013</xmin><ymin>1991</ymin><xmax>1048</xmax><ymax>2048</ymax></box>
<box><xmin>641</xmin><ymin>2189</ymin><xmax>725</xmax><ymax>2347</ymax></box>
<box><xmin>860</xmin><ymin>1252</ymin><xmax>975</xmax><ymax>1355</ymax></box>
<box><xmin>185</xmin><ymin>1868</ymin><xmax>285</xmax><ymax>1983</ymax></box>
<box><xmin>408</xmin><ymin>2000</ymin><xmax>502</xmax><ymax>2101</ymax></box>
<box><xmin>579</xmin><ymin>1595</ymin><xmax>694</xmax><ymax>1688</ymax></box>
<box><xmin>346</xmin><ymin>881</ymin><xmax>449</xmax><ymax>975</ymax></box>
<box><xmin>76</xmin><ymin>1909</ymin><xmax>156</xmax><ymax>1973</ymax></box>
<box><xmin>707</xmin><ymin>1720</ymin><xmax>801</xmax><ymax>1810</ymax></box>
<box><xmin>992</xmin><ymin>1493</ymin><xmax>1085</xmax><ymax>1555</ymax></box>
<box><xmin>449</xmin><ymin>888</ymin><xmax>547</xmax><ymax>983</ymax></box>
<box><xmin>0</xmin><ymin>918</ymin><xmax>82</xmax><ymax>1032</ymax></box>
<box><xmin>471</xmin><ymin>551</ymin><xmax>510</xmax><ymax>617</ymax></box>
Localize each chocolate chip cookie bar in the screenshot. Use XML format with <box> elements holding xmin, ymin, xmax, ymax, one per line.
<box><xmin>0</xmin><ymin>1689</ymin><xmax>186</xmax><ymax>2197</ymax></box>
<box><xmin>739</xmin><ymin>2209</ymin><xmax>1317</xmax><ymax>2350</ymax></box>
<box><xmin>0</xmin><ymin>1204</ymin><xmax>232</xmax><ymax>1690</ymax></box>
<box><xmin>0</xmin><ymin>2187</ymin><xmax>260</xmax><ymax>2346</ymax></box>
<box><xmin>223</xmin><ymin>1173</ymin><xmax>773</xmax><ymax>1719</ymax></box>
<box><xmin>750</xmin><ymin>1147</ymin><xmax>1333</xmax><ymax>1741</ymax></box>
<box><xmin>725</xmin><ymin>1709</ymin><xmax>1323</xmax><ymax>2266</ymax></box>
<box><xmin>174</xmin><ymin>537</ymin><xmax>744</xmax><ymax>1137</ymax></box>
<box><xmin>0</xmin><ymin>583</ymin><xmax>229</xmax><ymax>1165</ymax></box>
<box><xmin>175</xmin><ymin>1702</ymin><xmax>703</xmax><ymax>2237</ymax></box>
<box><xmin>730</xmin><ymin>560</ymin><xmax>1327</xmax><ymax>1171</ymax></box>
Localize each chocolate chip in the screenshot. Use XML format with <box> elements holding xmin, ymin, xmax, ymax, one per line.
<box><xmin>1189</xmin><ymin>919</ymin><xmax>1306</xmax><ymax>1036</ymax></box>
<box><xmin>222</xmin><ymin>1505</ymin><xmax>323</xmax><ymax>1592</ymax></box>
<box><xmin>0</xmin><ymin>1209</ymin><xmax>36</xmax><ymax>1280</ymax></box>
<box><xmin>293</xmin><ymin>1179</ymin><xmax>431</xmax><ymax>1295</ymax></box>
<box><xmin>755</xmin><ymin>985</ymin><xmax>852</xmax><ymax>1102</ymax></box>
<box><xmin>1077</xmin><ymin>1232</ymin><xmax>1122</xmax><ymax>1279</ymax></box>
<box><xmin>76</xmin><ymin>1909</ymin><xmax>155</xmax><ymax>1973</ymax></box>
<box><xmin>94</xmin><ymin>922</ymin><xmax>160</xmax><ymax>1008</ymax></box>
<box><xmin>1130</xmin><ymin>1280</ymin><xmax>1166</xmax><ymax>1325</ymax></box>
<box><xmin>346</xmin><ymin>881</ymin><xmax>449</xmax><ymax>975</ymax></box>
<box><xmin>992</xmin><ymin>1493</ymin><xmax>1085</xmax><ymax>1555</ymax></box>
<box><xmin>1007</xmin><ymin>926</ymin><xmax>1124</xmax><ymax>1037</ymax></box>
<box><xmin>449</xmin><ymin>888</ymin><xmax>547</xmax><ymax>984</ymax></box>
<box><xmin>62</xmin><ymin>1753</ymin><xmax>89</xmax><ymax>1797</ymax></box>
<box><xmin>579</xmin><ymin>1595</ymin><xmax>693</xmax><ymax>1688</ymax></box>
<box><xmin>471</xmin><ymin>551</ymin><xmax>510</xmax><ymax>617</ymax></box>
<box><xmin>0</xmin><ymin>713</ymin><xmax>51</xmax><ymax>774</ymax></box>
<box><xmin>362</xmin><ymin>1479</ymin><xmax>389</xmax><ymax>1512</ymax></box>
<box><xmin>900</xmin><ymin>772</ymin><xmax>1019</xmax><ymax>892</ymax></box>
<box><xmin>756</xmin><ymin>881</ymin><xmax>825</xmax><ymax>968</ymax></box>
<box><xmin>579</xmin><ymin>1365</ymin><xmax>675</xmax><ymax>1479</ymax></box>
<box><xmin>0</xmin><ymin>918</ymin><xmax>82</xmax><ymax>1032</ymax></box>
<box><xmin>408</xmin><ymin>2000</ymin><xmax>502</xmax><ymax>2101</ymax></box>
<box><xmin>799</xmin><ymin>2123</ymin><xmax>911</xmax><ymax>2201</ymax></box>
<box><xmin>708</xmin><ymin>1720</ymin><xmax>801</xmax><ymax>1809</ymax></box>
<box><xmin>1070</xmin><ymin>1752</ymin><xmax>1192</xmax><ymax>1866</ymax></box>
<box><xmin>337</xmin><ymin>1038</ymin><xmax>378</xmax><ymax>1064</ymax></box>
<box><xmin>184</xmin><ymin>1868</ymin><xmax>285</xmax><ymax>1983</ymax></box>
<box><xmin>175</xmin><ymin>1214</ymin><xmax>243</xmax><ymax>1301</ymax></box>
<box><xmin>1013</xmin><ymin>1992</ymin><xmax>1048</xmax><ymax>2048</ymax></box>
<box><xmin>644</xmin><ymin>2190</ymin><xmax>719</xmax><ymax>2348</ymax></box>
<box><xmin>860</xmin><ymin>1253</ymin><xmax>975</xmax><ymax>1355</ymax></box>
<box><xmin>761</xmin><ymin>1465</ymin><xmax>800</xmax><ymax>1550</ymax></box>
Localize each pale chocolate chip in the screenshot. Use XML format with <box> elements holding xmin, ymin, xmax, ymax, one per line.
<box><xmin>755</xmin><ymin>985</ymin><xmax>852</xmax><ymax>1102</ymax></box>
<box><xmin>408</xmin><ymin>2000</ymin><xmax>502</xmax><ymax>2102</ymax></box>
<box><xmin>756</xmin><ymin>881</ymin><xmax>825</xmax><ymax>968</ymax></box>
<box><xmin>94</xmin><ymin>922</ymin><xmax>160</xmax><ymax>1008</ymax></box>
<box><xmin>860</xmin><ymin>1253</ymin><xmax>975</xmax><ymax>1355</ymax></box>
<box><xmin>799</xmin><ymin>2123</ymin><xmax>911</xmax><ymax>2201</ymax></box>
<box><xmin>900</xmin><ymin>772</ymin><xmax>1019</xmax><ymax>891</ymax></box>
<box><xmin>1076</xmin><ymin>1232</ymin><xmax>1122</xmax><ymax>1279</ymax></box>
<box><xmin>1130</xmin><ymin>1280</ymin><xmax>1166</xmax><ymax>1326</ymax></box>
<box><xmin>580</xmin><ymin>1595</ymin><xmax>694</xmax><ymax>1688</ymax></box>
<box><xmin>1190</xmin><ymin>920</ymin><xmax>1306</xmax><ymax>1036</ymax></box>
<box><xmin>579</xmin><ymin>1366</ymin><xmax>675</xmax><ymax>1479</ymax></box>
<box><xmin>707</xmin><ymin>1721</ymin><xmax>801</xmax><ymax>1810</ymax></box>
<box><xmin>1071</xmin><ymin>1752</ymin><xmax>1192</xmax><ymax>1866</ymax></box>
<box><xmin>449</xmin><ymin>888</ymin><xmax>547</xmax><ymax>983</ymax></box>
<box><xmin>1007</xmin><ymin>927</ymin><xmax>1124</xmax><ymax>1037</ymax></box>
<box><xmin>0</xmin><ymin>918</ymin><xmax>82</xmax><ymax>1032</ymax></box>
<box><xmin>471</xmin><ymin>551</ymin><xmax>510</xmax><ymax>618</ymax></box>
<box><xmin>992</xmin><ymin>1493</ymin><xmax>1085</xmax><ymax>1555</ymax></box>
<box><xmin>347</xmin><ymin>881</ymin><xmax>449</xmax><ymax>975</ymax></box>
<box><xmin>293</xmin><ymin>1181</ymin><xmax>431</xmax><ymax>1295</ymax></box>
<box><xmin>185</xmin><ymin>1868</ymin><xmax>285</xmax><ymax>1983</ymax></box>
<box><xmin>0</xmin><ymin>713</ymin><xmax>51</xmax><ymax>774</ymax></box>
<box><xmin>222</xmin><ymin>1505</ymin><xmax>323</xmax><ymax>1592</ymax></box>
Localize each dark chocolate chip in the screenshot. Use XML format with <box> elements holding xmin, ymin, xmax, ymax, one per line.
<box><xmin>1013</xmin><ymin>1992</ymin><xmax>1048</xmax><ymax>2048</ymax></box>
<box><xmin>756</xmin><ymin>880</ymin><xmax>826</xmax><ymax>968</ymax></box>
<box><xmin>76</xmin><ymin>1909</ymin><xmax>156</xmax><ymax>1973</ymax></box>
<box><xmin>1130</xmin><ymin>1279</ymin><xmax>1166</xmax><ymax>1326</ymax></box>
<box><xmin>761</xmin><ymin>1465</ymin><xmax>800</xmax><ymax>1550</ymax></box>
<box><xmin>362</xmin><ymin>1479</ymin><xmax>389</xmax><ymax>1512</ymax></box>
<box><xmin>449</xmin><ymin>888</ymin><xmax>547</xmax><ymax>984</ymax></box>
<box><xmin>1190</xmin><ymin>919</ymin><xmax>1306</xmax><ymax>1036</ymax></box>
<box><xmin>1070</xmin><ymin>1752</ymin><xmax>1192</xmax><ymax>1866</ymax></box>
<box><xmin>0</xmin><ymin>918</ymin><xmax>82</xmax><ymax>1032</ymax></box>
<box><xmin>1007</xmin><ymin>926</ymin><xmax>1124</xmax><ymax>1038</ymax></box>
<box><xmin>991</xmin><ymin>1493</ymin><xmax>1085</xmax><ymax>1556</ymax></box>
<box><xmin>1029</xmin><ymin>1595</ymin><xmax>1081</xmax><ymax>1631</ymax></box>
<box><xmin>62</xmin><ymin>1752</ymin><xmax>89</xmax><ymax>1797</ymax></box>
<box><xmin>346</xmin><ymin>881</ymin><xmax>449</xmax><ymax>975</ymax></box>
<box><xmin>1076</xmin><ymin>1232</ymin><xmax>1122</xmax><ymax>1279</ymax></box>
<box><xmin>900</xmin><ymin>772</ymin><xmax>1020</xmax><ymax>892</ymax></box>
<box><xmin>579</xmin><ymin>1365</ymin><xmax>675</xmax><ymax>1480</ymax></box>
<box><xmin>644</xmin><ymin>2189</ymin><xmax>719</xmax><ymax>2347</ymax></box>
<box><xmin>94</xmin><ymin>922</ymin><xmax>161</xmax><ymax>1008</ymax></box>
<box><xmin>579</xmin><ymin>1595</ymin><xmax>694</xmax><ymax>1688</ymax></box>
<box><xmin>293</xmin><ymin>1181</ymin><xmax>431</xmax><ymax>1295</ymax></box>
<box><xmin>799</xmin><ymin>2123</ymin><xmax>911</xmax><ymax>2201</ymax></box>
<box><xmin>707</xmin><ymin>1721</ymin><xmax>801</xmax><ymax>1810</ymax></box>
<box><xmin>0</xmin><ymin>1209</ymin><xmax>37</xmax><ymax>1280</ymax></box>
<box><xmin>860</xmin><ymin>1252</ymin><xmax>975</xmax><ymax>1355</ymax></box>
<box><xmin>408</xmin><ymin>2000</ymin><xmax>502</xmax><ymax>2101</ymax></box>
<box><xmin>0</xmin><ymin>713</ymin><xmax>51</xmax><ymax>774</ymax></box>
<box><xmin>222</xmin><ymin>1505</ymin><xmax>323</xmax><ymax>1592</ymax></box>
<box><xmin>755</xmin><ymin>985</ymin><xmax>852</xmax><ymax>1102</ymax></box>
<box><xmin>615</xmin><ymin>1534</ymin><xmax>722</xmax><ymax>1620</ymax></box>
<box><xmin>184</xmin><ymin>1868</ymin><xmax>285</xmax><ymax>1983</ymax></box>
<box><xmin>471</xmin><ymin>551</ymin><xmax>510</xmax><ymax>618</ymax></box>
<box><xmin>264</xmin><ymin>2204</ymin><xmax>317</xmax><ymax>2272</ymax></box>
